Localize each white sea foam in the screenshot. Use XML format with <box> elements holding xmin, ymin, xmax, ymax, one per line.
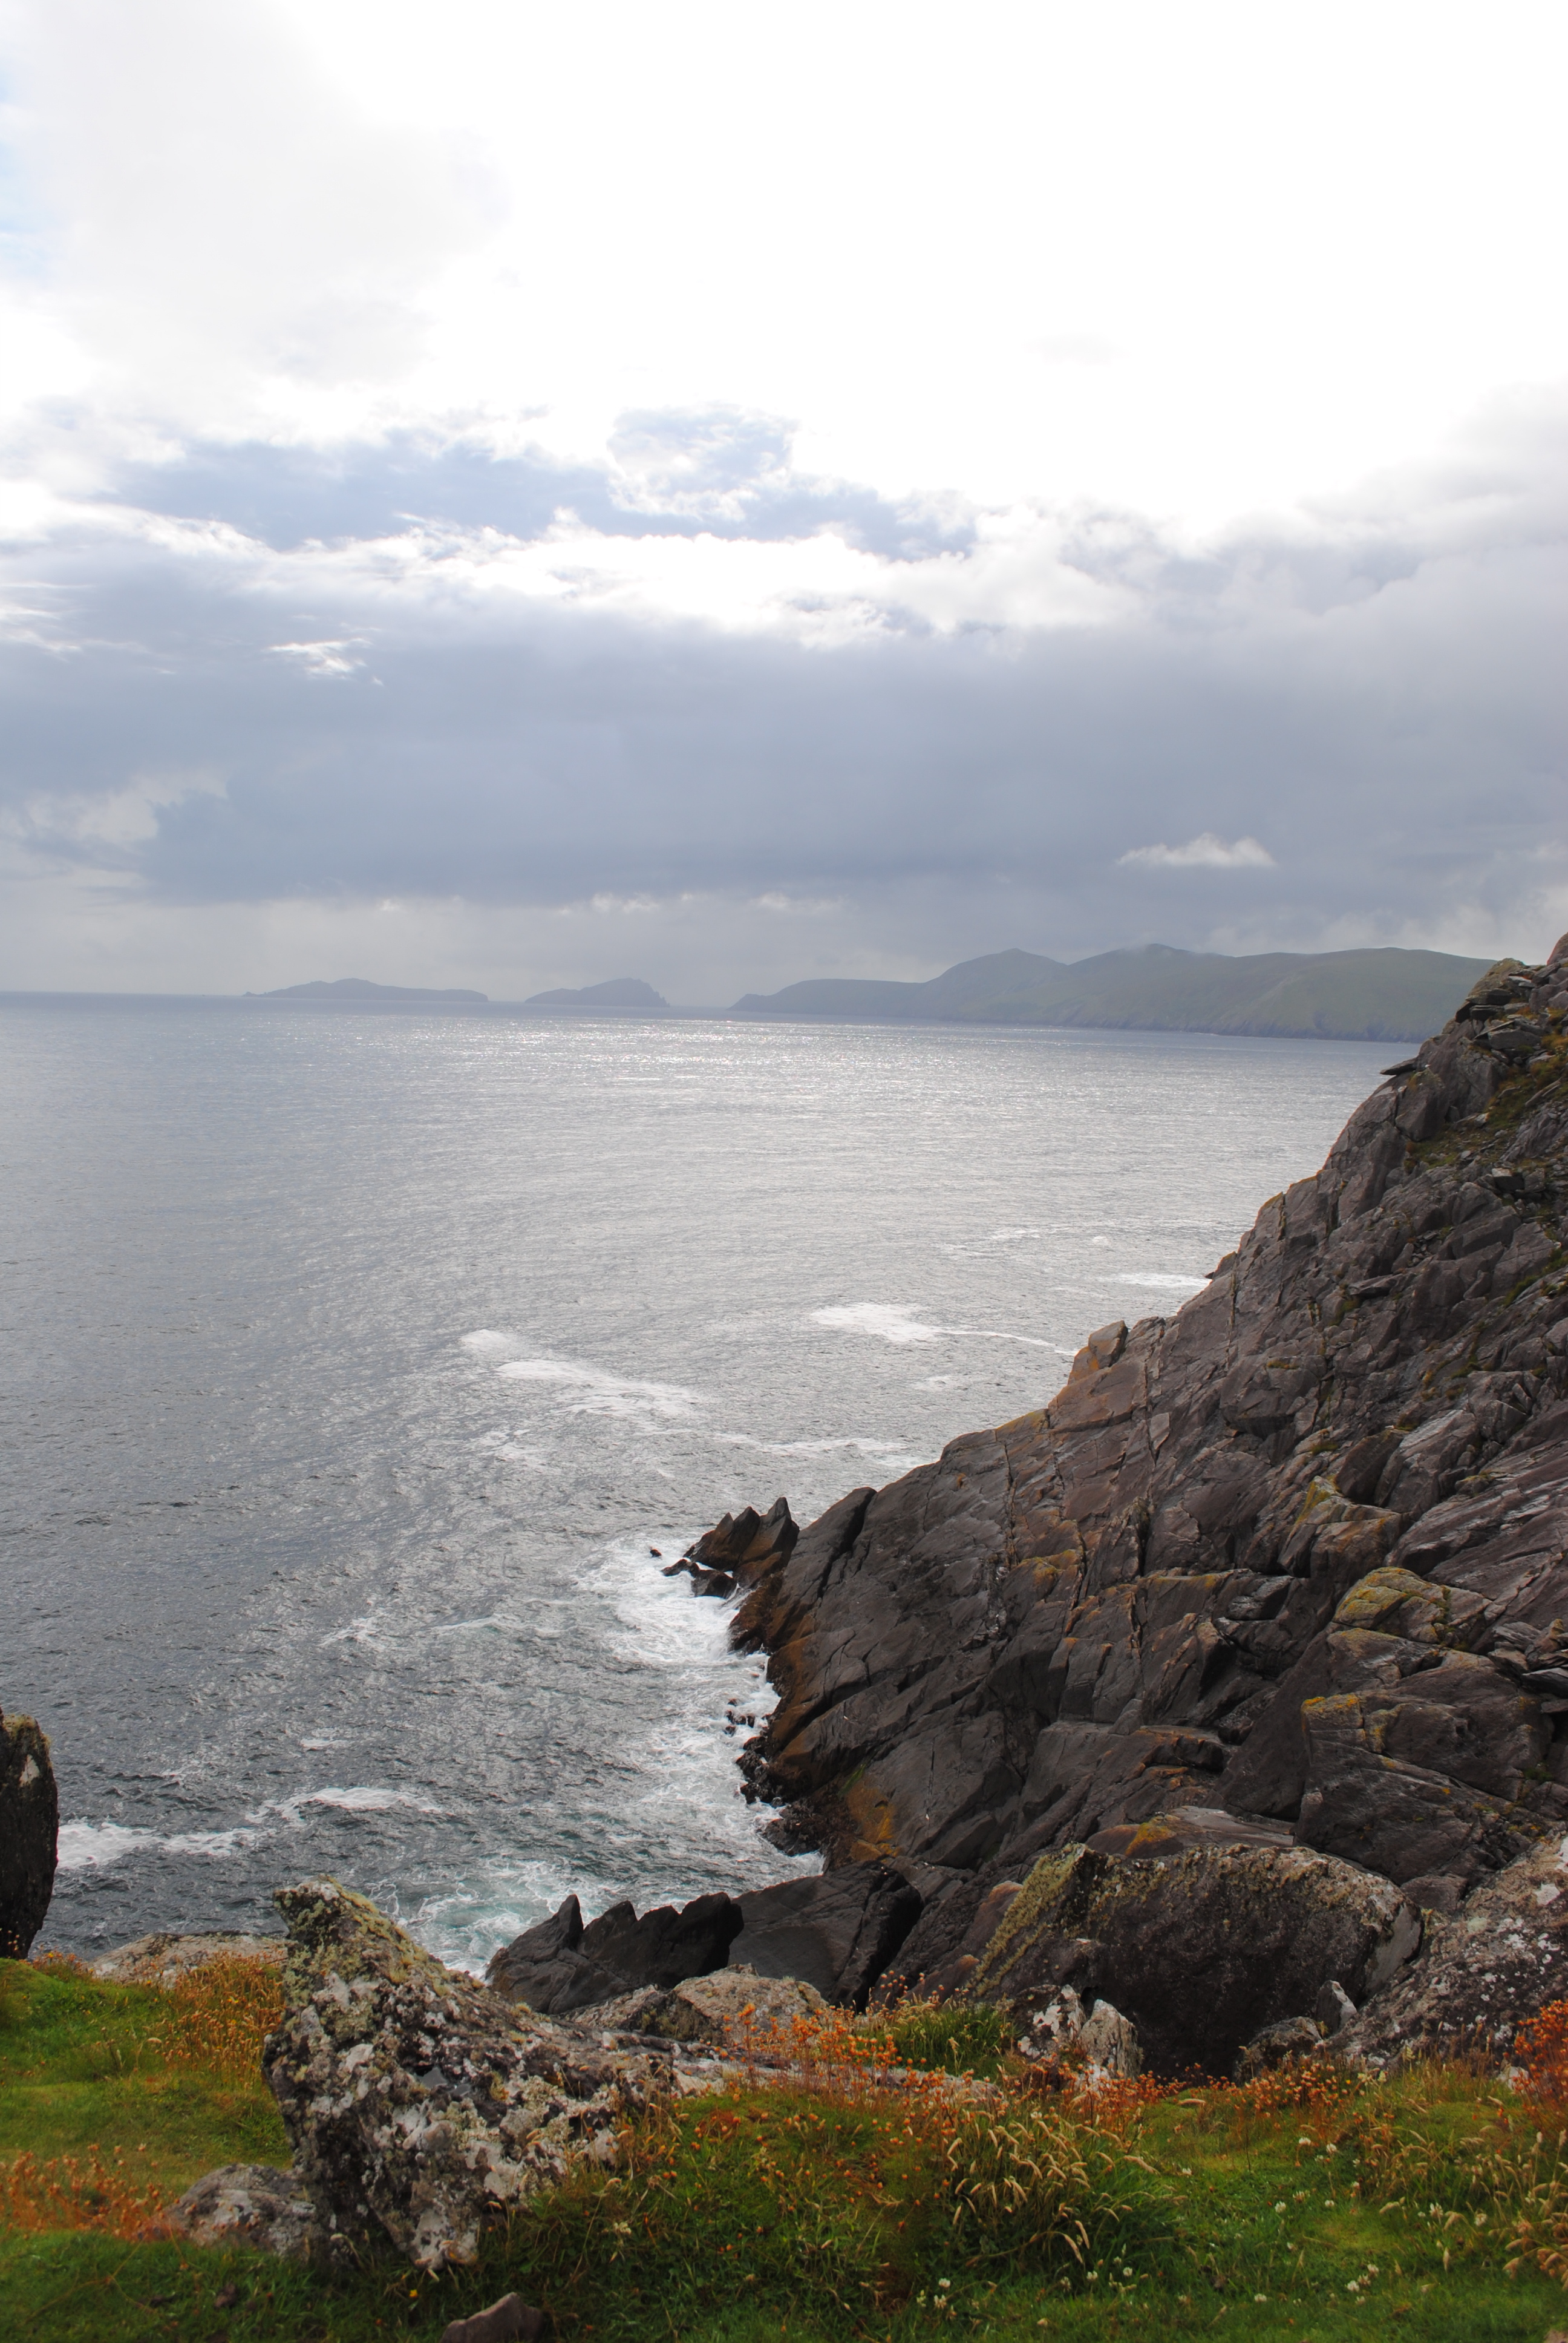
<box><xmin>494</xmin><ymin>1357</ymin><xmax>704</xmax><ymax>1421</ymax></box>
<box><xmin>1108</xmin><ymin>1271</ymin><xmax>1207</xmax><ymax>1290</ymax></box>
<box><xmin>56</xmin><ymin>1820</ymin><xmax>254</xmax><ymax>1869</ymax></box>
<box><xmin>584</xmin><ymin>1539</ymin><xmax>822</xmax><ymax>1902</ymax></box>
<box><xmin>299</xmin><ymin>1786</ymin><xmax>445</xmax><ymax>1814</ymax></box>
<box><xmin>414</xmin><ymin>1856</ymin><xmax>622</xmax><ymax>1976</ymax></box>
<box><xmin>814</xmin><ymin>1302</ymin><xmax>1055</xmax><ymax>1352</ymax></box>
<box><xmin>813</xmin><ymin>1303</ymin><xmax>939</xmax><ymax>1344</ymax></box>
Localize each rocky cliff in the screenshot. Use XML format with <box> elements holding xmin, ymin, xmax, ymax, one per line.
<box><xmin>731</xmin><ymin>937</ymin><xmax>1568</xmax><ymax>1933</ymax></box>
<box><xmin>0</xmin><ymin>1706</ymin><xmax>58</xmax><ymax>1958</ymax></box>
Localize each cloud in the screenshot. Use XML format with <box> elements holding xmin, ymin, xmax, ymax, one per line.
<box><xmin>1119</xmin><ymin>834</ymin><xmax>1278</xmax><ymax>871</ymax></box>
<box><xmin>266</xmin><ymin>638</ymin><xmax>370</xmax><ymax>678</ymax></box>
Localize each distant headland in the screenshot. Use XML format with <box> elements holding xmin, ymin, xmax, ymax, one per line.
<box><xmin>250</xmin><ymin>977</ymin><xmax>488</xmax><ymax>1003</ymax></box>
<box><xmin>730</xmin><ymin>942</ymin><xmax>1493</xmax><ymax>1043</ymax></box>
<box><xmin>243</xmin><ymin>943</ymin><xmax>1497</xmax><ymax>1042</ymax></box>
<box><xmin>524</xmin><ymin>977</ymin><xmax>668</xmax><ymax>1008</ymax></box>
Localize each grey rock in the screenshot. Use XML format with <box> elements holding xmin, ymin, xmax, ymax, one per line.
<box><xmin>962</xmin><ymin>1838</ymin><xmax>1419</xmax><ymax>2077</ymax></box>
<box><xmin>265</xmin><ymin>1878</ymin><xmax>669</xmax><ymax>2270</ymax></box>
<box><xmin>1078</xmin><ymin>1997</ymin><xmax>1142</xmax><ymax>2079</ymax></box>
<box><xmin>486</xmin><ymin>1887</ymin><xmax>740</xmax><ymax>2015</ymax></box>
<box><xmin>1315</xmin><ymin>1979</ymin><xmax>1357</xmax><ymax>2035</ymax></box>
<box><xmin>1400</xmin><ymin>1872</ymin><xmax>1469</xmax><ymax>1915</ymax></box>
<box><xmin>91</xmin><ymin>1931</ymin><xmax>285</xmax><ymax>1984</ymax></box>
<box><xmin>166</xmin><ymin>2163</ymin><xmax>325</xmax><ymax>2261</ymax></box>
<box><xmin>0</xmin><ymin>1708</ymin><xmax>57</xmax><ymax>1959</ymax></box>
<box><xmin>1341</xmin><ymin>1835</ymin><xmax>1568</xmax><ymax>2069</ymax></box>
<box><xmin>440</xmin><ymin>2294</ymin><xmax>544</xmax><ymax>2343</ymax></box>
<box><xmin>730</xmin><ymin>1860</ymin><xmax>922</xmax><ymax>2007</ymax></box>
<box><xmin>1234</xmin><ymin>2015</ymin><xmax>1324</xmax><ymax>2081</ymax></box>
<box><xmin>574</xmin><ymin>1964</ymin><xmax>828</xmax><ymax>2047</ymax></box>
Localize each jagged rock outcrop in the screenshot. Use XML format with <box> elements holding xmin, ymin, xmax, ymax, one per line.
<box><xmin>486</xmin><ymin>1889</ymin><xmax>742</xmax><ymax>2013</ymax></box>
<box><xmin>488</xmin><ymin>1861</ymin><xmax>921</xmax><ymax>2013</ymax></box>
<box><xmin>264</xmin><ymin>1878</ymin><xmax>668</xmax><ymax>2269</ymax></box>
<box><xmin>664</xmin><ymin>1497</ymin><xmax>799</xmax><ymax>1598</ymax></box>
<box><xmin>730</xmin><ymin>1860</ymin><xmax>921</xmax><ymax>2008</ymax></box>
<box><xmin>731</xmin><ymin>939</ymin><xmax>1568</xmax><ymax>1926</ymax></box>
<box><xmin>0</xmin><ymin>1707</ymin><xmax>58</xmax><ymax>1958</ymax></box>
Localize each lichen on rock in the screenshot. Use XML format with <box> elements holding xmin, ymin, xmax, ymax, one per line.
<box><xmin>263</xmin><ymin>1877</ymin><xmax>670</xmax><ymax>2270</ymax></box>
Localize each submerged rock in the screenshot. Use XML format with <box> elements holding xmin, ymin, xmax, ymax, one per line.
<box><xmin>0</xmin><ymin>1708</ymin><xmax>57</xmax><ymax>1959</ymax></box>
<box><xmin>264</xmin><ymin>1878</ymin><xmax>668</xmax><ymax>2270</ymax></box>
<box><xmin>962</xmin><ymin>1837</ymin><xmax>1419</xmax><ymax>2076</ymax></box>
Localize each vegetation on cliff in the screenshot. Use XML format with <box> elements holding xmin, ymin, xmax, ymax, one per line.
<box><xmin>6</xmin><ymin>1950</ymin><xmax>1568</xmax><ymax>2340</ymax></box>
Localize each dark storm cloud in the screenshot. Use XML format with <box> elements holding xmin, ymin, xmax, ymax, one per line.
<box><xmin>2</xmin><ymin>406</ymin><xmax>1564</xmax><ymax>962</ymax></box>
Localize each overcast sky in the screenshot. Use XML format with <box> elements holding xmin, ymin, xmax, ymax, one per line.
<box><xmin>1</xmin><ymin>0</ymin><xmax>1564</xmax><ymax>1002</ymax></box>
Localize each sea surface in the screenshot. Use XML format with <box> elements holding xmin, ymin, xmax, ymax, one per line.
<box><xmin>0</xmin><ymin>998</ymin><xmax>1393</xmax><ymax>1969</ymax></box>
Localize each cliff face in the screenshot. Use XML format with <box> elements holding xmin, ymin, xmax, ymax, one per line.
<box><xmin>734</xmin><ymin>936</ymin><xmax>1568</xmax><ymax>1910</ymax></box>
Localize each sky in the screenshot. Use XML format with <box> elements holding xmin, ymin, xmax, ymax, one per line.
<box><xmin>0</xmin><ymin>0</ymin><xmax>1564</xmax><ymax>1003</ymax></box>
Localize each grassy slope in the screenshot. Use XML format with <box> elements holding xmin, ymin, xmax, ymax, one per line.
<box><xmin>5</xmin><ymin>1959</ymin><xmax>1568</xmax><ymax>2340</ymax></box>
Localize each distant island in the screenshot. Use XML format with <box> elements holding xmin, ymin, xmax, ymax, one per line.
<box><xmin>246</xmin><ymin>945</ymin><xmax>1498</xmax><ymax>1042</ymax></box>
<box><xmin>253</xmin><ymin>978</ymin><xmax>489</xmax><ymax>1003</ymax></box>
<box><xmin>525</xmin><ymin>978</ymin><xmax>668</xmax><ymax>1009</ymax></box>
<box><xmin>730</xmin><ymin>942</ymin><xmax>1494</xmax><ymax>1042</ymax></box>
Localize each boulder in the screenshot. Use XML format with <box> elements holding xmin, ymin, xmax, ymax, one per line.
<box><xmin>1339</xmin><ymin>1835</ymin><xmax>1568</xmax><ymax>2070</ymax></box>
<box><xmin>1316</xmin><ymin>1979</ymin><xmax>1357</xmax><ymax>2036</ymax></box>
<box><xmin>92</xmin><ymin>1931</ymin><xmax>285</xmax><ymax>1984</ymax></box>
<box><xmin>572</xmin><ymin>1964</ymin><xmax>828</xmax><ymax>2046</ymax></box>
<box><xmin>264</xmin><ymin>1878</ymin><xmax>668</xmax><ymax>2270</ymax></box>
<box><xmin>486</xmin><ymin>1888</ymin><xmax>742</xmax><ymax>2014</ymax></box>
<box><xmin>1013</xmin><ymin>1984</ymin><xmax>1140</xmax><ymax>2080</ymax></box>
<box><xmin>964</xmin><ymin>1839</ymin><xmax>1420</xmax><ymax>2076</ymax></box>
<box><xmin>166</xmin><ymin>2163</ymin><xmax>325</xmax><ymax>2261</ymax></box>
<box><xmin>880</xmin><ymin>1810</ymin><xmax>1291</xmax><ymax>2006</ymax></box>
<box><xmin>0</xmin><ymin>1708</ymin><xmax>57</xmax><ymax>1959</ymax></box>
<box><xmin>730</xmin><ymin>1860</ymin><xmax>923</xmax><ymax>2007</ymax></box>
<box><xmin>439</xmin><ymin>2298</ymin><xmax>543</xmax><ymax>2343</ymax></box>
<box><xmin>1233</xmin><ymin>2016</ymin><xmax>1324</xmax><ymax>2080</ymax></box>
<box><xmin>1078</xmin><ymin>1998</ymin><xmax>1142</xmax><ymax>2080</ymax></box>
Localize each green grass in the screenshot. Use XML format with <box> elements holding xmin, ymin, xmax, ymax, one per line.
<box><xmin>0</xmin><ymin>1958</ymin><xmax>289</xmax><ymax>2191</ymax></box>
<box><xmin>4</xmin><ymin>1959</ymin><xmax>1568</xmax><ymax>2339</ymax></box>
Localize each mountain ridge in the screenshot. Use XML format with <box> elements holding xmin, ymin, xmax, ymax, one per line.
<box><xmin>732</xmin><ymin>942</ymin><xmax>1492</xmax><ymax>1042</ymax></box>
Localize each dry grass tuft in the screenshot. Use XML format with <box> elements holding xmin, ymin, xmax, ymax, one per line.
<box><xmin>0</xmin><ymin>2147</ymin><xmax>172</xmax><ymax>2241</ymax></box>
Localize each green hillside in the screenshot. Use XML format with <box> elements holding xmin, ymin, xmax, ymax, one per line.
<box><xmin>731</xmin><ymin>943</ymin><xmax>1494</xmax><ymax>1041</ymax></box>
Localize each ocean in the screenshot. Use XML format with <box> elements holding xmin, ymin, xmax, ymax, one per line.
<box><xmin>0</xmin><ymin>997</ymin><xmax>1392</xmax><ymax>1970</ymax></box>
